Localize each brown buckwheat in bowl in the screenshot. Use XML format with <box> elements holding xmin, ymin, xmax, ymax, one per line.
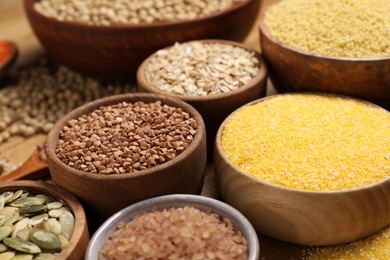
<box><xmin>23</xmin><ymin>0</ymin><xmax>261</xmax><ymax>80</ymax></box>
<box><xmin>46</xmin><ymin>93</ymin><xmax>206</xmax><ymax>227</ymax></box>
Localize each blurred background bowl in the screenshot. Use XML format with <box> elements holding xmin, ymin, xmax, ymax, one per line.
<box><xmin>259</xmin><ymin>14</ymin><xmax>390</xmax><ymax>108</ymax></box>
<box><xmin>23</xmin><ymin>0</ymin><xmax>261</xmax><ymax>80</ymax></box>
<box><xmin>214</xmin><ymin>95</ymin><xmax>390</xmax><ymax>246</ymax></box>
<box><xmin>137</xmin><ymin>39</ymin><xmax>268</xmax><ymax>158</ymax></box>
<box><xmin>46</xmin><ymin>93</ymin><xmax>206</xmax><ymax>228</ymax></box>
<box><xmin>86</xmin><ymin>194</ymin><xmax>259</xmax><ymax>260</ymax></box>
<box><xmin>0</xmin><ymin>40</ymin><xmax>18</xmax><ymax>80</ymax></box>
<box><xmin>0</xmin><ymin>180</ymin><xmax>89</xmax><ymax>260</ymax></box>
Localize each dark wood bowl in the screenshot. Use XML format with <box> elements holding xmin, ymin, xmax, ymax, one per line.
<box><xmin>0</xmin><ymin>40</ymin><xmax>18</xmax><ymax>80</ymax></box>
<box><xmin>214</xmin><ymin>94</ymin><xmax>390</xmax><ymax>246</ymax></box>
<box><xmin>259</xmin><ymin>13</ymin><xmax>390</xmax><ymax>107</ymax></box>
<box><xmin>23</xmin><ymin>0</ymin><xmax>261</xmax><ymax>80</ymax></box>
<box><xmin>46</xmin><ymin>93</ymin><xmax>207</xmax><ymax>227</ymax></box>
<box><xmin>137</xmin><ymin>39</ymin><xmax>268</xmax><ymax>158</ymax></box>
<box><xmin>0</xmin><ymin>180</ymin><xmax>89</xmax><ymax>260</ymax></box>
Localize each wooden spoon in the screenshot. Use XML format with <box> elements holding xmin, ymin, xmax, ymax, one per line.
<box><xmin>0</xmin><ymin>146</ymin><xmax>49</xmax><ymax>182</ymax></box>
<box><xmin>0</xmin><ymin>40</ymin><xmax>18</xmax><ymax>80</ymax></box>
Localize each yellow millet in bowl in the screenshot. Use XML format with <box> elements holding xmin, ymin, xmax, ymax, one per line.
<box><xmin>264</xmin><ymin>0</ymin><xmax>390</xmax><ymax>58</ymax></box>
<box><xmin>304</xmin><ymin>224</ymin><xmax>390</xmax><ymax>259</ymax></box>
<box><xmin>221</xmin><ymin>94</ymin><xmax>390</xmax><ymax>191</ymax></box>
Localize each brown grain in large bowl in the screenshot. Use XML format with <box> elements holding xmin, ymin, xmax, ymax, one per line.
<box><xmin>23</xmin><ymin>0</ymin><xmax>261</xmax><ymax>80</ymax></box>
<box><xmin>214</xmin><ymin>93</ymin><xmax>390</xmax><ymax>246</ymax></box>
<box><xmin>46</xmin><ymin>93</ymin><xmax>206</xmax><ymax>227</ymax></box>
<box><xmin>137</xmin><ymin>39</ymin><xmax>268</xmax><ymax>158</ymax></box>
<box><xmin>0</xmin><ymin>180</ymin><xmax>89</xmax><ymax>260</ymax></box>
<box><xmin>259</xmin><ymin>8</ymin><xmax>390</xmax><ymax>107</ymax></box>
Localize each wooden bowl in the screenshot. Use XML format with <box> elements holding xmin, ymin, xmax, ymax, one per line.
<box><xmin>0</xmin><ymin>180</ymin><xmax>89</xmax><ymax>260</ymax></box>
<box><xmin>214</xmin><ymin>95</ymin><xmax>390</xmax><ymax>246</ymax></box>
<box><xmin>259</xmin><ymin>13</ymin><xmax>390</xmax><ymax>107</ymax></box>
<box><xmin>46</xmin><ymin>93</ymin><xmax>207</xmax><ymax>227</ymax></box>
<box><xmin>0</xmin><ymin>40</ymin><xmax>18</xmax><ymax>80</ymax></box>
<box><xmin>137</xmin><ymin>39</ymin><xmax>268</xmax><ymax>158</ymax></box>
<box><xmin>23</xmin><ymin>0</ymin><xmax>261</xmax><ymax>80</ymax></box>
<box><xmin>86</xmin><ymin>194</ymin><xmax>259</xmax><ymax>260</ymax></box>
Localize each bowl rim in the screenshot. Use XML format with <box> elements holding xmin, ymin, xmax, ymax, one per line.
<box><xmin>258</xmin><ymin>8</ymin><xmax>390</xmax><ymax>61</ymax></box>
<box><xmin>0</xmin><ymin>180</ymin><xmax>88</xmax><ymax>258</ymax></box>
<box><xmin>137</xmin><ymin>39</ymin><xmax>268</xmax><ymax>102</ymax></box>
<box><xmin>215</xmin><ymin>92</ymin><xmax>390</xmax><ymax>195</ymax></box>
<box><xmin>86</xmin><ymin>194</ymin><xmax>259</xmax><ymax>260</ymax></box>
<box><xmin>0</xmin><ymin>40</ymin><xmax>18</xmax><ymax>74</ymax></box>
<box><xmin>24</xmin><ymin>0</ymin><xmax>256</xmax><ymax>30</ymax></box>
<box><xmin>46</xmin><ymin>92</ymin><xmax>206</xmax><ymax>180</ymax></box>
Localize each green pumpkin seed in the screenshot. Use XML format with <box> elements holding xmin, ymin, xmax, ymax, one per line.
<box><xmin>33</xmin><ymin>222</ymin><xmax>49</xmax><ymax>232</ymax></box>
<box><xmin>48</xmin><ymin>207</ymin><xmax>69</xmax><ymax>219</ymax></box>
<box><xmin>46</xmin><ymin>219</ymin><xmax>61</xmax><ymax>236</ymax></box>
<box><xmin>5</xmin><ymin>191</ymin><xmax>23</xmax><ymax>203</ymax></box>
<box><xmin>33</xmin><ymin>253</ymin><xmax>56</xmax><ymax>260</ymax></box>
<box><xmin>9</xmin><ymin>198</ymin><xmax>45</xmax><ymax>208</ymax></box>
<box><xmin>58</xmin><ymin>212</ymin><xmax>74</xmax><ymax>241</ymax></box>
<box><xmin>3</xmin><ymin>238</ymin><xmax>41</xmax><ymax>254</ymax></box>
<box><xmin>28</xmin><ymin>214</ymin><xmax>48</xmax><ymax>227</ymax></box>
<box><xmin>0</xmin><ymin>195</ymin><xmax>5</xmax><ymax>211</ymax></box>
<box><xmin>19</xmin><ymin>192</ymin><xmax>31</xmax><ymax>199</ymax></box>
<box><xmin>0</xmin><ymin>251</ymin><xmax>14</xmax><ymax>260</ymax></box>
<box><xmin>34</xmin><ymin>195</ymin><xmax>54</xmax><ymax>204</ymax></box>
<box><xmin>19</xmin><ymin>205</ymin><xmax>46</xmax><ymax>215</ymax></box>
<box><xmin>0</xmin><ymin>243</ymin><xmax>7</xmax><ymax>253</ymax></box>
<box><xmin>58</xmin><ymin>235</ymin><xmax>68</xmax><ymax>249</ymax></box>
<box><xmin>0</xmin><ymin>216</ymin><xmax>5</xmax><ymax>227</ymax></box>
<box><xmin>29</xmin><ymin>230</ymin><xmax>62</xmax><ymax>252</ymax></box>
<box><xmin>0</xmin><ymin>207</ymin><xmax>19</xmax><ymax>226</ymax></box>
<box><xmin>45</xmin><ymin>202</ymin><xmax>63</xmax><ymax>211</ymax></box>
<box><xmin>15</xmin><ymin>228</ymin><xmax>30</xmax><ymax>241</ymax></box>
<box><xmin>11</xmin><ymin>254</ymin><xmax>33</xmax><ymax>260</ymax></box>
<box><xmin>11</xmin><ymin>219</ymin><xmax>29</xmax><ymax>239</ymax></box>
<box><xmin>0</xmin><ymin>226</ymin><xmax>13</xmax><ymax>241</ymax></box>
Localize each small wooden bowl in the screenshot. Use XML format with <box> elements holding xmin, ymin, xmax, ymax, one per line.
<box><xmin>86</xmin><ymin>194</ymin><xmax>259</xmax><ymax>260</ymax></box>
<box><xmin>214</xmin><ymin>95</ymin><xmax>390</xmax><ymax>246</ymax></box>
<box><xmin>137</xmin><ymin>39</ymin><xmax>268</xmax><ymax>157</ymax></box>
<box><xmin>46</xmin><ymin>93</ymin><xmax>207</xmax><ymax>227</ymax></box>
<box><xmin>0</xmin><ymin>40</ymin><xmax>18</xmax><ymax>80</ymax></box>
<box><xmin>23</xmin><ymin>0</ymin><xmax>261</xmax><ymax>80</ymax></box>
<box><xmin>259</xmin><ymin>13</ymin><xmax>390</xmax><ymax>106</ymax></box>
<box><xmin>0</xmin><ymin>180</ymin><xmax>89</xmax><ymax>260</ymax></box>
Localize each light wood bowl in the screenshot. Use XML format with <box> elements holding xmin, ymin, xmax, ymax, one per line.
<box><xmin>86</xmin><ymin>194</ymin><xmax>259</xmax><ymax>260</ymax></box>
<box><xmin>46</xmin><ymin>93</ymin><xmax>207</xmax><ymax>228</ymax></box>
<box><xmin>23</xmin><ymin>0</ymin><xmax>261</xmax><ymax>80</ymax></box>
<box><xmin>137</xmin><ymin>39</ymin><xmax>268</xmax><ymax>158</ymax></box>
<box><xmin>0</xmin><ymin>180</ymin><xmax>89</xmax><ymax>260</ymax></box>
<box><xmin>0</xmin><ymin>40</ymin><xmax>18</xmax><ymax>80</ymax></box>
<box><xmin>259</xmin><ymin>13</ymin><xmax>390</xmax><ymax>107</ymax></box>
<box><xmin>214</xmin><ymin>95</ymin><xmax>390</xmax><ymax>246</ymax></box>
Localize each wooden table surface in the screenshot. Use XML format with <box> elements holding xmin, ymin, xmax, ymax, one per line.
<box><xmin>0</xmin><ymin>0</ymin><xmax>311</xmax><ymax>258</ymax></box>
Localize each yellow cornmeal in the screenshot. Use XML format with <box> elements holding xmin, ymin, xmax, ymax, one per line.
<box><xmin>304</xmin><ymin>225</ymin><xmax>390</xmax><ymax>259</ymax></box>
<box><xmin>264</xmin><ymin>0</ymin><xmax>390</xmax><ymax>58</ymax></box>
<box><xmin>221</xmin><ymin>94</ymin><xmax>390</xmax><ymax>191</ymax></box>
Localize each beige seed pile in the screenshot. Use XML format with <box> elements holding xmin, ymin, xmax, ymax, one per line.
<box><xmin>34</xmin><ymin>0</ymin><xmax>244</xmax><ymax>26</ymax></box>
<box><xmin>145</xmin><ymin>41</ymin><xmax>259</xmax><ymax>96</ymax></box>
<box><xmin>304</xmin><ymin>225</ymin><xmax>390</xmax><ymax>259</ymax></box>
<box><xmin>0</xmin><ymin>60</ymin><xmax>134</xmax><ymax>143</ymax></box>
<box><xmin>264</xmin><ymin>0</ymin><xmax>390</xmax><ymax>58</ymax></box>
<box><xmin>56</xmin><ymin>101</ymin><xmax>197</xmax><ymax>174</ymax></box>
<box><xmin>221</xmin><ymin>94</ymin><xmax>390</xmax><ymax>191</ymax></box>
<box><xmin>99</xmin><ymin>206</ymin><xmax>248</xmax><ymax>259</ymax></box>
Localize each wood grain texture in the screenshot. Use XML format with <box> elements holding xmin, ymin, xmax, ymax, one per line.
<box><xmin>45</xmin><ymin>93</ymin><xmax>207</xmax><ymax>226</ymax></box>
<box><xmin>214</xmin><ymin>97</ymin><xmax>390</xmax><ymax>245</ymax></box>
<box><xmin>0</xmin><ymin>180</ymin><xmax>89</xmax><ymax>260</ymax></box>
<box><xmin>137</xmin><ymin>39</ymin><xmax>268</xmax><ymax>159</ymax></box>
<box><xmin>23</xmin><ymin>0</ymin><xmax>261</xmax><ymax>80</ymax></box>
<box><xmin>259</xmin><ymin>13</ymin><xmax>390</xmax><ymax>108</ymax></box>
